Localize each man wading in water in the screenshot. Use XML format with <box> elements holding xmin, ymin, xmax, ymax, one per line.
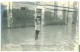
<box><xmin>35</xmin><ymin>15</ymin><xmax>41</xmax><ymax>40</ymax></box>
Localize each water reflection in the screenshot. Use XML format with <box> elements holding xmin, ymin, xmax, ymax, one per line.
<box><xmin>1</xmin><ymin>24</ymin><xmax>77</xmax><ymax>51</ymax></box>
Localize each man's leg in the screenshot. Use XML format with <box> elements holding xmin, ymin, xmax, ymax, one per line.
<box><xmin>35</xmin><ymin>30</ymin><xmax>39</xmax><ymax>40</ymax></box>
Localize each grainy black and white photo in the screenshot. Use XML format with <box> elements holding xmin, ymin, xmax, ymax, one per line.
<box><xmin>1</xmin><ymin>1</ymin><xmax>79</xmax><ymax>51</ymax></box>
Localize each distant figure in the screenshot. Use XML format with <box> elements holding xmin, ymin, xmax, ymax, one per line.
<box><xmin>35</xmin><ymin>15</ymin><xmax>41</xmax><ymax>40</ymax></box>
<box><xmin>67</xmin><ymin>12</ymin><xmax>73</xmax><ymax>35</ymax></box>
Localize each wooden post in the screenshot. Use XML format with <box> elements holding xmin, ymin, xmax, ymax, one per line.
<box><xmin>7</xmin><ymin>2</ymin><xmax>13</xmax><ymax>28</ymax></box>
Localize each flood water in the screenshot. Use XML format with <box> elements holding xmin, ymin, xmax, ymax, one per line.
<box><xmin>1</xmin><ymin>24</ymin><xmax>78</xmax><ymax>51</ymax></box>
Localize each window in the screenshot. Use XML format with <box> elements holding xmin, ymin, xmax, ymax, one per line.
<box><xmin>36</xmin><ymin>9</ymin><xmax>42</xmax><ymax>13</ymax></box>
<box><xmin>21</xmin><ymin>7</ymin><xmax>25</xmax><ymax>10</ymax></box>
